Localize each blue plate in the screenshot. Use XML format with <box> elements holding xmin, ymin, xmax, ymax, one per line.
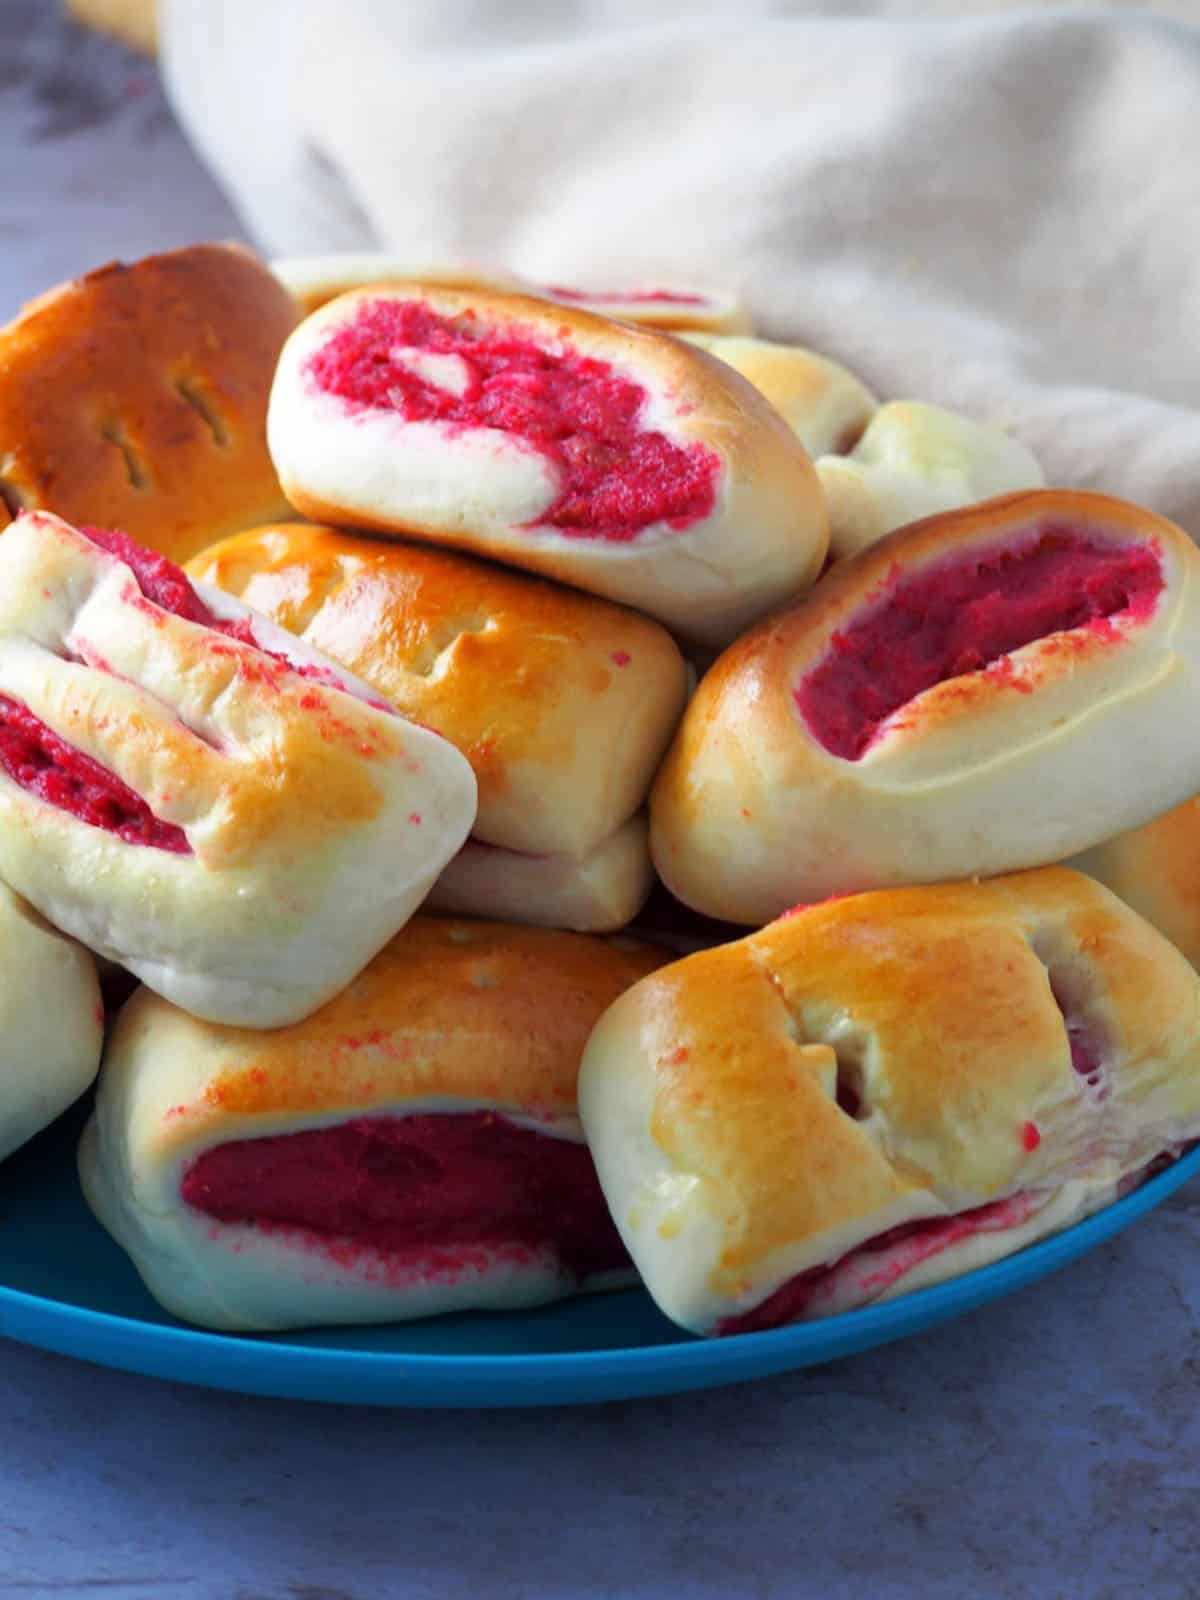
<box><xmin>2</xmin><ymin>1100</ymin><xmax>1197</xmax><ymax>1407</ymax></box>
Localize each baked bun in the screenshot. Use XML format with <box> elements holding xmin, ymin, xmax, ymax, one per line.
<box><xmin>651</xmin><ymin>490</ymin><xmax>1200</xmax><ymax>924</ymax></box>
<box><xmin>816</xmin><ymin>401</ymin><xmax>1045</xmax><ymax>561</ymax></box>
<box><xmin>271</xmin><ymin>255</ymin><xmax>523</xmax><ymax>318</ymax></box>
<box><xmin>267</xmin><ymin>286</ymin><xmax>827</xmax><ymax>645</ymax></box>
<box><xmin>186</xmin><ymin>521</ymin><xmax>687</xmax><ymax>927</ymax></box>
<box><xmin>579</xmin><ymin>868</ymin><xmax>1200</xmax><ymax>1334</ymax></box>
<box><xmin>0</xmin><ymin>512</ymin><xmax>476</xmax><ymax>1026</ymax></box>
<box><xmin>79</xmin><ymin>917</ymin><xmax>667</xmax><ymax>1331</ymax></box>
<box><xmin>426</xmin><ymin>817</ymin><xmax>654</xmax><ymax>933</ymax></box>
<box><xmin>681</xmin><ymin>334</ymin><xmax>878</xmax><ymax>458</ymax></box>
<box><xmin>0</xmin><ymin>244</ymin><xmax>298</xmax><ymax>564</ymax></box>
<box><xmin>271</xmin><ymin>257</ymin><xmax>750</xmax><ymax>334</ymax></box>
<box><xmin>0</xmin><ymin>885</ymin><xmax>102</xmax><ymax>1164</ymax></box>
<box><xmin>1070</xmin><ymin>798</ymin><xmax>1200</xmax><ymax>969</ymax></box>
<box><xmin>536</xmin><ymin>281</ymin><xmax>750</xmax><ymax>334</ymax></box>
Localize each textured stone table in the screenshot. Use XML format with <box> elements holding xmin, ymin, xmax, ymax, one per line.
<box><xmin>2</xmin><ymin>8</ymin><xmax>1199</xmax><ymax>1598</ymax></box>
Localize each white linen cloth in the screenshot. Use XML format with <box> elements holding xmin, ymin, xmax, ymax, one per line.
<box><xmin>160</xmin><ymin>2</ymin><xmax>1200</xmax><ymax>536</ymax></box>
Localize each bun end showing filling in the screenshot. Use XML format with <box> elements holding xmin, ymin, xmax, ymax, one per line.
<box><xmin>797</xmin><ymin>527</ymin><xmax>1163</xmax><ymax>762</ymax></box>
<box><xmin>0</xmin><ymin>513</ymin><xmax>478</xmax><ymax>1028</ymax></box>
<box><xmin>301</xmin><ymin>296</ymin><xmax>720</xmax><ymax>543</ymax></box>
<box><xmin>82</xmin><ymin>1109</ymin><xmax>633</xmax><ymax>1333</ymax></box>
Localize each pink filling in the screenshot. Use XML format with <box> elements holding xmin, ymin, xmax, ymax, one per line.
<box><xmin>718</xmin><ymin>1191</ymin><xmax>1046</xmax><ymax>1334</ymax></box>
<box><xmin>82</xmin><ymin>526</ymin><xmax>219</xmax><ymax>625</ymax></box>
<box><xmin>0</xmin><ymin>694</ymin><xmax>189</xmax><ymax>852</ymax></box>
<box><xmin>1047</xmin><ymin>969</ymin><xmax>1108</xmax><ymax>1096</ymax></box>
<box><xmin>181</xmin><ymin>1112</ymin><xmax>630</xmax><ymax>1284</ymax></box>
<box><xmin>305</xmin><ymin>300</ymin><xmax>719</xmax><ymax>542</ymax></box>
<box><xmin>796</xmin><ymin>531</ymin><xmax>1164</xmax><ymax>761</ymax></box>
<box><xmin>543</xmin><ymin>286</ymin><xmax>709</xmax><ymax>306</ymax></box>
<box><xmin>83</xmin><ymin>524</ymin><xmax>389</xmax><ymax>706</ymax></box>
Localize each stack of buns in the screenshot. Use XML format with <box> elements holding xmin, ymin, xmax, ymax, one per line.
<box><xmin>0</xmin><ymin>240</ymin><xmax>1198</xmax><ymax>1343</ymax></box>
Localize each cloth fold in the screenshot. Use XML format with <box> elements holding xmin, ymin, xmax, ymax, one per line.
<box><xmin>161</xmin><ymin>1</ymin><xmax>1200</xmax><ymax>534</ymax></box>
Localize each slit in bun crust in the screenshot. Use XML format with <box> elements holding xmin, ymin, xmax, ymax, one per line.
<box><xmin>577</xmin><ymin>868</ymin><xmax>1200</xmax><ymax>1335</ymax></box>
<box><xmin>266</xmin><ymin>286</ymin><xmax>827</xmax><ymax>646</ymax></box>
<box><xmin>185</xmin><ymin>522</ymin><xmax>686</xmax><ymax>931</ymax></box>
<box><xmin>0</xmin><ymin>512</ymin><xmax>476</xmax><ymax>1027</ymax></box>
<box><xmin>0</xmin><ymin>243</ymin><xmax>299</xmax><ymax>564</ymax></box>
<box><xmin>0</xmin><ymin>884</ymin><xmax>103</xmax><ymax>1165</ymax></box>
<box><xmin>650</xmin><ymin>490</ymin><xmax>1200</xmax><ymax>925</ymax></box>
<box><xmin>79</xmin><ymin>918</ymin><xmax>668</xmax><ymax>1332</ymax></box>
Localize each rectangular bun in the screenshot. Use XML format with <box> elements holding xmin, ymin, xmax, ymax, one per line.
<box><xmin>579</xmin><ymin>868</ymin><xmax>1200</xmax><ymax>1334</ymax></box>
<box><xmin>187</xmin><ymin>522</ymin><xmax>688</xmax><ymax>860</ymax></box>
<box><xmin>0</xmin><ymin>243</ymin><xmax>298</xmax><ymax>563</ymax></box>
<box><xmin>79</xmin><ymin>918</ymin><xmax>667</xmax><ymax>1330</ymax></box>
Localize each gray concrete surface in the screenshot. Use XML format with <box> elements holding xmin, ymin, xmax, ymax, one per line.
<box><xmin>1</xmin><ymin>6</ymin><xmax>1198</xmax><ymax>1597</ymax></box>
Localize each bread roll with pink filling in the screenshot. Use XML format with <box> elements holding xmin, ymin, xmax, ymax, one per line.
<box><xmin>270</xmin><ymin>256</ymin><xmax>749</xmax><ymax>333</ymax></box>
<box><xmin>266</xmin><ymin>286</ymin><xmax>827</xmax><ymax>646</ymax></box>
<box><xmin>0</xmin><ymin>512</ymin><xmax>476</xmax><ymax>1026</ymax></box>
<box><xmin>535</xmin><ymin>281</ymin><xmax>750</xmax><ymax>334</ymax></box>
<box><xmin>651</xmin><ymin>490</ymin><xmax>1200</xmax><ymax>924</ymax></box>
<box><xmin>80</xmin><ymin>918</ymin><xmax>667</xmax><ymax>1332</ymax></box>
<box><xmin>187</xmin><ymin>521</ymin><xmax>688</xmax><ymax>930</ymax></box>
<box><xmin>578</xmin><ymin>869</ymin><xmax>1200</xmax><ymax>1335</ymax></box>
<box><xmin>0</xmin><ymin>243</ymin><xmax>298</xmax><ymax>564</ymax></box>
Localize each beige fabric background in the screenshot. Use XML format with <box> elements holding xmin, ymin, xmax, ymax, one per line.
<box><xmin>162</xmin><ymin>2</ymin><xmax>1200</xmax><ymax>537</ymax></box>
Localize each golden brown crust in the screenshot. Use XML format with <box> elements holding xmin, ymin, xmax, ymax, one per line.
<box><xmin>66</xmin><ymin>0</ymin><xmax>158</xmax><ymax>54</ymax></box>
<box><xmin>0</xmin><ymin>243</ymin><xmax>298</xmax><ymax>562</ymax></box>
<box><xmin>269</xmin><ymin>285</ymin><xmax>826</xmax><ymax>646</ymax></box>
<box><xmin>650</xmin><ymin>489</ymin><xmax>1200</xmax><ymax>921</ymax></box>
<box><xmin>187</xmin><ymin>521</ymin><xmax>689</xmax><ymax>854</ymax></box>
<box><xmin>113</xmin><ymin>917</ymin><xmax>670</xmax><ymax>1159</ymax></box>
<box><xmin>579</xmin><ymin>868</ymin><xmax>1200</xmax><ymax>1321</ymax></box>
<box><xmin>1071</xmin><ymin>797</ymin><xmax>1200</xmax><ymax>969</ymax></box>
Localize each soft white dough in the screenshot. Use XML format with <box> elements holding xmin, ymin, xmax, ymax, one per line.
<box><xmin>0</xmin><ymin>513</ymin><xmax>479</xmax><ymax>1027</ymax></box>
<box><xmin>0</xmin><ymin>884</ymin><xmax>102</xmax><ymax>1163</ymax></box>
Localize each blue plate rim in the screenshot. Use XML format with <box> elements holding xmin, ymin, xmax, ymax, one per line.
<box><xmin>2</xmin><ymin>1144</ymin><xmax>1197</xmax><ymax>1407</ymax></box>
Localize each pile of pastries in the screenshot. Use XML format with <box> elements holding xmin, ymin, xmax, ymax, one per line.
<box><xmin>1</xmin><ymin>241</ymin><xmax>1198</xmax><ymax>1340</ymax></box>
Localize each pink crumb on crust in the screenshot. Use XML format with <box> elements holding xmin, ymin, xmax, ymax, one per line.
<box><xmin>181</xmin><ymin>1111</ymin><xmax>629</xmax><ymax>1285</ymax></box>
<box><xmin>795</xmin><ymin>530</ymin><xmax>1164</xmax><ymax>761</ymax></box>
<box><xmin>305</xmin><ymin>299</ymin><xmax>720</xmax><ymax>542</ymax></box>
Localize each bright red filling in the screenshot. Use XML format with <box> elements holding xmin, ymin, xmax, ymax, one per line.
<box><xmin>181</xmin><ymin>1112</ymin><xmax>630</xmax><ymax>1284</ymax></box>
<box><xmin>0</xmin><ymin>694</ymin><xmax>189</xmax><ymax>851</ymax></box>
<box><xmin>82</xmin><ymin>526</ymin><xmax>218</xmax><ymax>625</ymax></box>
<box><xmin>306</xmin><ymin>300</ymin><xmax>719</xmax><ymax>542</ymax></box>
<box><xmin>82</xmin><ymin>524</ymin><xmax>385</xmax><ymax>707</ymax></box>
<box><xmin>543</xmin><ymin>286</ymin><xmax>709</xmax><ymax>306</ymax></box>
<box><xmin>796</xmin><ymin>531</ymin><xmax>1164</xmax><ymax>761</ymax></box>
<box><xmin>717</xmin><ymin>1192</ymin><xmax>1043</xmax><ymax>1334</ymax></box>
